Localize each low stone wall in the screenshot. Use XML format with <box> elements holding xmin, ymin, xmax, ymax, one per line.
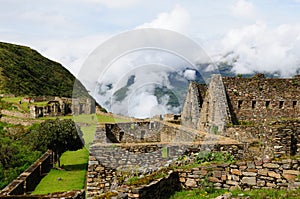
<box><xmin>89</xmin><ymin>157</ymin><xmax>300</xmax><ymax>198</ymax></box>
<box><xmin>126</xmin><ymin>171</ymin><xmax>180</xmax><ymax>199</ymax></box>
<box><xmin>105</xmin><ymin>122</ymin><xmax>162</xmax><ymax>143</ymax></box>
<box><xmin>179</xmin><ymin>158</ymin><xmax>300</xmax><ymax>191</ymax></box>
<box><xmin>105</xmin><ymin>121</ymin><xmax>228</xmax><ymax>144</ymax></box>
<box><xmin>0</xmin><ymin>190</ymin><xmax>85</xmax><ymax>199</ymax></box>
<box><xmin>0</xmin><ymin>150</ymin><xmax>52</xmax><ymax>196</ymax></box>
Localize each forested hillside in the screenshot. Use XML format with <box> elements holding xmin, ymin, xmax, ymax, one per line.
<box><xmin>0</xmin><ymin>42</ymin><xmax>86</xmax><ymax>97</ymax></box>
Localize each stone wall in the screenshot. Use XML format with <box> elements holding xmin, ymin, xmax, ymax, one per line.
<box><xmin>104</xmin><ymin>121</ymin><xmax>238</xmax><ymax>144</ymax></box>
<box><xmin>222</xmin><ymin>74</ymin><xmax>300</xmax><ymax>122</ymax></box>
<box><xmin>181</xmin><ymin>74</ymin><xmax>300</xmax><ymax>134</ymax></box>
<box><xmin>88</xmin><ymin>156</ymin><xmax>300</xmax><ymax>198</ymax></box>
<box><xmin>179</xmin><ymin>158</ymin><xmax>300</xmax><ymax>191</ymax></box>
<box><xmin>126</xmin><ymin>171</ymin><xmax>180</xmax><ymax>199</ymax></box>
<box><xmin>105</xmin><ymin>122</ymin><xmax>162</xmax><ymax>143</ymax></box>
<box><xmin>0</xmin><ymin>151</ymin><xmax>52</xmax><ymax>196</ymax></box>
<box><xmin>224</xmin><ymin>120</ymin><xmax>300</xmax><ymax>159</ymax></box>
<box><xmin>87</xmin><ymin>143</ymin><xmax>244</xmax><ymax>198</ymax></box>
<box><xmin>0</xmin><ymin>190</ymin><xmax>85</xmax><ymax>199</ymax></box>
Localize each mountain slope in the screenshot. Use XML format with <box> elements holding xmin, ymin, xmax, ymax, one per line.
<box><xmin>0</xmin><ymin>42</ymin><xmax>85</xmax><ymax>97</ymax></box>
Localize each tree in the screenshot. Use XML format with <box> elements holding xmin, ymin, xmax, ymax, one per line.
<box><xmin>30</xmin><ymin>119</ymin><xmax>84</xmax><ymax>168</ymax></box>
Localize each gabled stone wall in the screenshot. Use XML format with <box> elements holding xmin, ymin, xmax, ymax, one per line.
<box><xmin>181</xmin><ymin>82</ymin><xmax>205</xmax><ymax>129</ymax></box>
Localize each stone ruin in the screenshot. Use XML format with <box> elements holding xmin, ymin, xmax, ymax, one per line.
<box><xmin>29</xmin><ymin>96</ymin><xmax>95</xmax><ymax>118</ymax></box>
<box><xmin>85</xmin><ymin>73</ymin><xmax>300</xmax><ymax>198</ymax></box>
<box><xmin>181</xmin><ymin>73</ymin><xmax>300</xmax><ymax>159</ymax></box>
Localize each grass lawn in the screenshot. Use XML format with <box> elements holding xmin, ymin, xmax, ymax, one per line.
<box><xmin>31</xmin><ymin>148</ymin><xmax>89</xmax><ymax>195</ymax></box>
<box><xmin>170</xmin><ymin>188</ymin><xmax>300</xmax><ymax>199</ymax></box>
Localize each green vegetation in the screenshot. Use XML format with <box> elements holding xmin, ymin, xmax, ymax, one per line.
<box><xmin>125</xmin><ymin>168</ymin><xmax>168</xmax><ymax>186</ymax></box>
<box><xmin>195</xmin><ymin>151</ymin><xmax>234</xmax><ymax>164</ymax></box>
<box><xmin>0</xmin><ymin>122</ymin><xmax>43</xmax><ymax>189</ymax></box>
<box><xmin>154</xmin><ymin>86</ymin><xmax>180</xmax><ymax>108</ymax></box>
<box><xmin>31</xmin><ymin>148</ymin><xmax>88</xmax><ymax>194</ymax></box>
<box><xmin>170</xmin><ymin>188</ymin><xmax>300</xmax><ymax>199</ymax></box>
<box><xmin>0</xmin><ymin>42</ymin><xmax>87</xmax><ymax>97</ymax></box>
<box><xmin>29</xmin><ymin>119</ymin><xmax>83</xmax><ymax>168</ymax></box>
<box><xmin>0</xmin><ymin>97</ymin><xmax>14</xmax><ymax>111</ymax></box>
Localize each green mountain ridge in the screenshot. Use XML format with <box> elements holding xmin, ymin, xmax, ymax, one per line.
<box><xmin>0</xmin><ymin>42</ymin><xmax>86</xmax><ymax>97</ymax></box>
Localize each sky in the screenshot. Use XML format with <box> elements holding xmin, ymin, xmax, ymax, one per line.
<box><xmin>1</xmin><ymin>0</ymin><xmax>300</xmax><ymax>76</ymax></box>
<box><xmin>1</xmin><ymin>0</ymin><xmax>300</xmax><ymax>117</ymax></box>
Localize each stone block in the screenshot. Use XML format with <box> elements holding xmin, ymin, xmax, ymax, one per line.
<box><xmin>187</xmin><ymin>174</ymin><xmax>199</xmax><ymax>178</ymax></box>
<box><xmin>283</xmin><ymin>174</ymin><xmax>297</xmax><ymax>182</ymax></box>
<box><xmin>179</xmin><ymin>177</ymin><xmax>185</xmax><ymax>183</ymax></box>
<box><xmin>263</xmin><ymin>163</ymin><xmax>280</xmax><ymax>169</ymax></box>
<box><xmin>221</xmin><ymin>175</ymin><xmax>227</xmax><ymax>181</ymax></box>
<box><xmin>227</xmin><ymin>180</ymin><xmax>239</xmax><ymax>186</ymax></box>
<box><xmin>258</xmin><ymin>169</ymin><xmax>268</xmax><ymax>176</ymax></box>
<box><xmin>242</xmin><ymin>177</ymin><xmax>256</xmax><ymax>186</ymax></box>
<box><xmin>185</xmin><ymin>178</ymin><xmax>197</xmax><ymax>187</ymax></box>
<box><xmin>283</xmin><ymin>170</ymin><xmax>300</xmax><ymax>175</ymax></box>
<box><xmin>231</xmin><ymin>169</ymin><xmax>242</xmax><ymax>176</ymax></box>
<box><xmin>268</xmin><ymin>171</ymin><xmax>281</xmax><ymax>179</ymax></box>
<box><xmin>247</xmin><ymin>162</ymin><xmax>255</xmax><ymax>169</ymax></box>
<box><xmin>242</xmin><ymin>172</ymin><xmax>257</xmax><ymax>177</ymax></box>
<box><xmin>213</xmin><ymin>171</ymin><xmax>222</xmax><ymax>178</ymax></box>
<box><xmin>282</xmin><ymin>164</ymin><xmax>291</xmax><ymax>169</ymax></box>
<box><xmin>257</xmin><ymin>180</ymin><xmax>265</xmax><ymax>186</ymax></box>
<box><xmin>247</xmin><ymin>168</ymin><xmax>258</xmax><ymax>173</ymax></box>
<box><xmin>266</xmin><ymin>182</ymin><xmax>276</xmax><ymax>187</ymax></box>
<box><xmin>208</xmin><ymin>177</ymin><xmax>221</xmax><ymax>183</ymax></box>
<box><xmin>232</xmin><ymin>175</ymin><xmax>240</xmax><ymax>181</ymax></box>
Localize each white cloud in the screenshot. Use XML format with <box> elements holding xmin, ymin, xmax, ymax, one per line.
<box><xmin>73</xmin><ymin>0</ymin><xmax>138</xmax><ymax>8</ymax></box>
<box><xmin>212</xmin><ymin>22</ymin><xmax>300</xmax><ymax>77</ymax></box>
<box><xmin>138</xmin><ymin>4</ymin><xmax>190</xmax><ymax>33</ymax></box>
<box><xmin>230</xmin><ymin>0</ymin><xmax>256</xmax><ymax>19</ymax></box>
<box><xmin>30</xmin><ymin>34</ymin><xmax>109</xmax><ymax>76</ymax></box>
<box><xmin>183</xmin><ymin>69</ymin><xmax>196</xmax><ymax>80</ymax></box>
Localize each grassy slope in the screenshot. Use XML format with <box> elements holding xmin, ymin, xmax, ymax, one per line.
<box><xmin>31</xmin><ymin>148</ymin><xmax>89</xmax><ymax>194</ymax></box>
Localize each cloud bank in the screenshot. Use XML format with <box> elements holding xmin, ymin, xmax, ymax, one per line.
<box><xmin>210</xmin><ymin>22</ymin><xmax>300</xmax><ymax>77</ymax></box>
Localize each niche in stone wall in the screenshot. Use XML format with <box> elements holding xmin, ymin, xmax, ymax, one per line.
<box><xmin>291</xmin><ymin>134</ymin><xmax>297</xmax><ymax>156</ymax></box>
<box><xmin>119</xmin><ymin>131</ymin><xmax>124</xmax><ymax>141</ymax></box>
<box><xmin>266</xmin><ymin>101</ymin><xmax>270</xmax><ymax>109</ymax></box>
<box><xmin>141</xmin><ymin>130</ymin><xmax>145</xmax><ymax>141</ymax></box>
<box><xmin>293</xmin><ymin>101</ymin><xmax>297</xmax><ymax>108</ymax></box>
<box><xmin>252</xmin><ymin>100</ymin><xmax>256</xmax><ymax>109</ymax></box>
<box><xmin>279</xmin><ymin>101</ymin><xmax>284</xmax><ymax>109</ymax></box>
<box><xmin>238</xmin><ymin>100</ymin><xmax>243</xmax><ymax>109</ymax></box>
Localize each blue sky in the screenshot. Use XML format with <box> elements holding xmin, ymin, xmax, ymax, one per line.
<box><xmin>1</xmin><ymin>0</ymin><xmax>300</xmax><ymax>76</ymax></box>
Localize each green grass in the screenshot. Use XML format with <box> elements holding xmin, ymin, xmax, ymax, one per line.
<box><xmin>42</xmin><ymin>114</ymin><xmax>129</xmax><ymax>123</ymax></box>
<box><xmin>31</xmin><ymin>148</ymin><xmax>89</xmax><ymax>195</ymax></box>
<box><xmin>81</xmin><ymin>124</ymin><xmax>97</xmax><ymax>147</ymax></box>
<box><xmin>2</xmin><ymin>97</ymin><xmax>30</xmax><ymax>112</ymax></box>
<box><xmin>170</xmin><ymin>188</ymin><xmax>300</xmax><ymax>199</ymax></box>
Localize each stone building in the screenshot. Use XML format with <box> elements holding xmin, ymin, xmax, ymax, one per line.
<box><xmin>182</xmin><ymin>74</ymin><xmax>300</xmax><ymax>132</ymax></box>
<box><xmin>181</xmin><ymin>74</ymin><xmax>300</xmax><ymax>157</ymax></box>
<box><xmin>30</xmin><ymin>97</ymin><xmax>95</xmax><ymax>118</ymax></box>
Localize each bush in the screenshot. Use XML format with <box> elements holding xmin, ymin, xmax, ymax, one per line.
<box><xmin>195</xmin><ymin>151</ymin><xmax>234</xmax><ymax>164</ymax></box>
